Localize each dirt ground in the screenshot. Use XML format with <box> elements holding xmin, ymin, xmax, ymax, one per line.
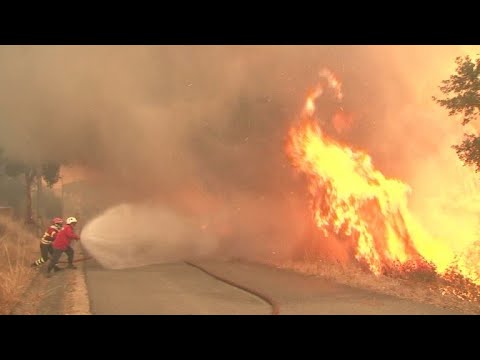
<box><xmin>264</xmin><ymin>258</ymin><xmax>480</xmax><ymax>314</ymax></box>
<box><xmin>11</xmin><ymin>245</ymin><xmax>90</xmax><ymax>315</ymax></box>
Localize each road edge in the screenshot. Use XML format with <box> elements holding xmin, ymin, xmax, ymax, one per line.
<box><xmin>63</xmin><ymin>244</ymin><xmax>92</xmax><ymax>315</ymax></box>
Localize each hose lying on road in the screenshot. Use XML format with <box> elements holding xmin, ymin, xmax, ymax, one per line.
<box><xmin>185</xmin><ymin>261</ymin><xmax>280</xmax><ymax>315</ymax></box>
<box><xmin>54</xmin><ymin>257</ymin><xmax>280</xmax><ymax>314</ymax></box>
<box><xmin>58</xmin><ymin>256</ymin><xmax>93</xmax><ymax>264</ymax></box>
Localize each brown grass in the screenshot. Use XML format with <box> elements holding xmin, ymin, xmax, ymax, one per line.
<box><xmin>0</xmin><ymin>215</ymin><xmax>38</xmax><ymax>314</ymax></box>
<box><xmin>265</xmin><ymin>253</ymin><xmax>480</xmax><ymax>314</ymax></box>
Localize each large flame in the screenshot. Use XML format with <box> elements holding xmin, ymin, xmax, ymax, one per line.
<box><xmin>286</xmin><ymin>68</ymin><xmax>480</xmax><ymax>286</ymax></box>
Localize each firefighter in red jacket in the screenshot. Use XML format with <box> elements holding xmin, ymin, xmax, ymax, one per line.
<box><xmin>45</xmin><ymin>216</ymin><xmax>80</xmax><ymax>277</ymax></box>
<box><xmin>31</xmin><ymin>217</ymin><xmax>63</xmax><ymax>271</ymax></box>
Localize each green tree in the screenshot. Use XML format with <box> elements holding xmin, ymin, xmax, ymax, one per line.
<box><xmin>434</xmin><ymin>55</ymin><xmax>480</xmax><ymax>171</ymax></box>
<box><xmin>3</xmin><ymin>157</ymin><xmax>60</xmax><ymax>225</ymax></box>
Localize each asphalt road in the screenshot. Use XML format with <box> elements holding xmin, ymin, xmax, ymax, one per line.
<box><xmin>84</xmin><ymin>259</ymin><xmax>458</xmax><ymax>315</ymax></box>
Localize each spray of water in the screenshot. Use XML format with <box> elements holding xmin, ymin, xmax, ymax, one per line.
<box><xmin>81</xmin><ymin>203</ymin><xmax>219</xmax><ymax>269</ymax></box>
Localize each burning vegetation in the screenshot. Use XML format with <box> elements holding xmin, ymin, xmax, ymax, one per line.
<box><xmin>285</xmin><ymin>69</ymin><xmax>480</xmax><ymax>304</ymax></box>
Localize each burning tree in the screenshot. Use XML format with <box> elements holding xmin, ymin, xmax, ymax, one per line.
<box><xmin>434</xmin><ymin>55</ymin><xmax>480</xmax><ymax>171</ymax></box>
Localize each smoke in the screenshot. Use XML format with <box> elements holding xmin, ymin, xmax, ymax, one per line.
<box><xmin>343</xmin><ymin>46</ymin><xmax>480</xmax><ymax>255</ymax></box>
<box><xmin>1</xmin><ymin>45</ymin><xmax>479</xmax><ymax>267</ymax></box>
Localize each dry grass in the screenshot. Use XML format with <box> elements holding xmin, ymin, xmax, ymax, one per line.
<box><xmin>0</xmin><ymin>215</ymin><xmax>37</xmax><ymax>314</ymax></box>
<box><xmin>265</xmin><ymin>254</ymin><xmax>480</xmax><ymax>314</ymax></box>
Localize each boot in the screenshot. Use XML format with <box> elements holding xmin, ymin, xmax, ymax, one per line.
<box><xmin>53</xmin><ymin>266</ymin><xmax>63</xmax><ymax>272</ymax></box>
<box><xmin>66</xmin><ymin>264</ymin><xmax>77</xmax><ymax>269</ymax></box>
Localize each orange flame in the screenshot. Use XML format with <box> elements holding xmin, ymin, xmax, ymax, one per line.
<box><xmin>286</xmin><ymin>68</ymin><xmax>480</xmax><ymax>286</ymax></box>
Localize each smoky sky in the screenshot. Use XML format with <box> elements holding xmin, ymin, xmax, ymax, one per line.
<box><xmin>3</xmin><ymin>45</ymin><xmax>479</xmax><ymax>260</ymax></box>
<box><xmin>0</xmin><ymin>45</ymin><xmax>474</xmax><ymax>203</ymax></box>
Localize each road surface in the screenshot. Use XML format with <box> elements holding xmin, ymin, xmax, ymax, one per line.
<box><xmin>84</xmin><ymin>259</ymin><xmax>458</xmax><ymax>315</ymax></box>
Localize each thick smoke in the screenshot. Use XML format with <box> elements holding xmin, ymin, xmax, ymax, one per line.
<box><xmin>1</xmin><ymin>45</ymin><xmax>479</xmax><ymax>267</ymax></box>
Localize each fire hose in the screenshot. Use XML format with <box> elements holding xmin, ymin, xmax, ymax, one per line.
<box><xmin>55</xmin><ymin>255</ymin><xmax>280</xmax><ymax>314</ymax></box>
<box><xmin>185</xmin><ymin>261</ymin><xmax>280</xmax><ymax>315</ymax></box>
<box><xmin>58</xmin><ymin>256</ymin><xmax>93</xmax><ymax>264</ymax></box>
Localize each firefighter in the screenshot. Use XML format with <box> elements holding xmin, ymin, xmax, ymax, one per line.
<box><xmin>31</xmin><ymin>217</ymin><xmax>63</xmax><ymax>271</ymax></box>
<box><xmin>45</xmin><ymin>216</ymin><xmax>80</xmax><ymax>278</ymax></box>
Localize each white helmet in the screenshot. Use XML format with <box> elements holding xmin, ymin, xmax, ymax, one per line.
<box><xmin>66</xmin><ymin>217</ymin><xmax>78</xmax><ymax>225</ymax></box>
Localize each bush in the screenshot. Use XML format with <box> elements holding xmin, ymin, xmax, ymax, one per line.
<box><xmin>0</xmin><ymin>215</ymin><xmax>37</xmax><ymax>314</ymax></box>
